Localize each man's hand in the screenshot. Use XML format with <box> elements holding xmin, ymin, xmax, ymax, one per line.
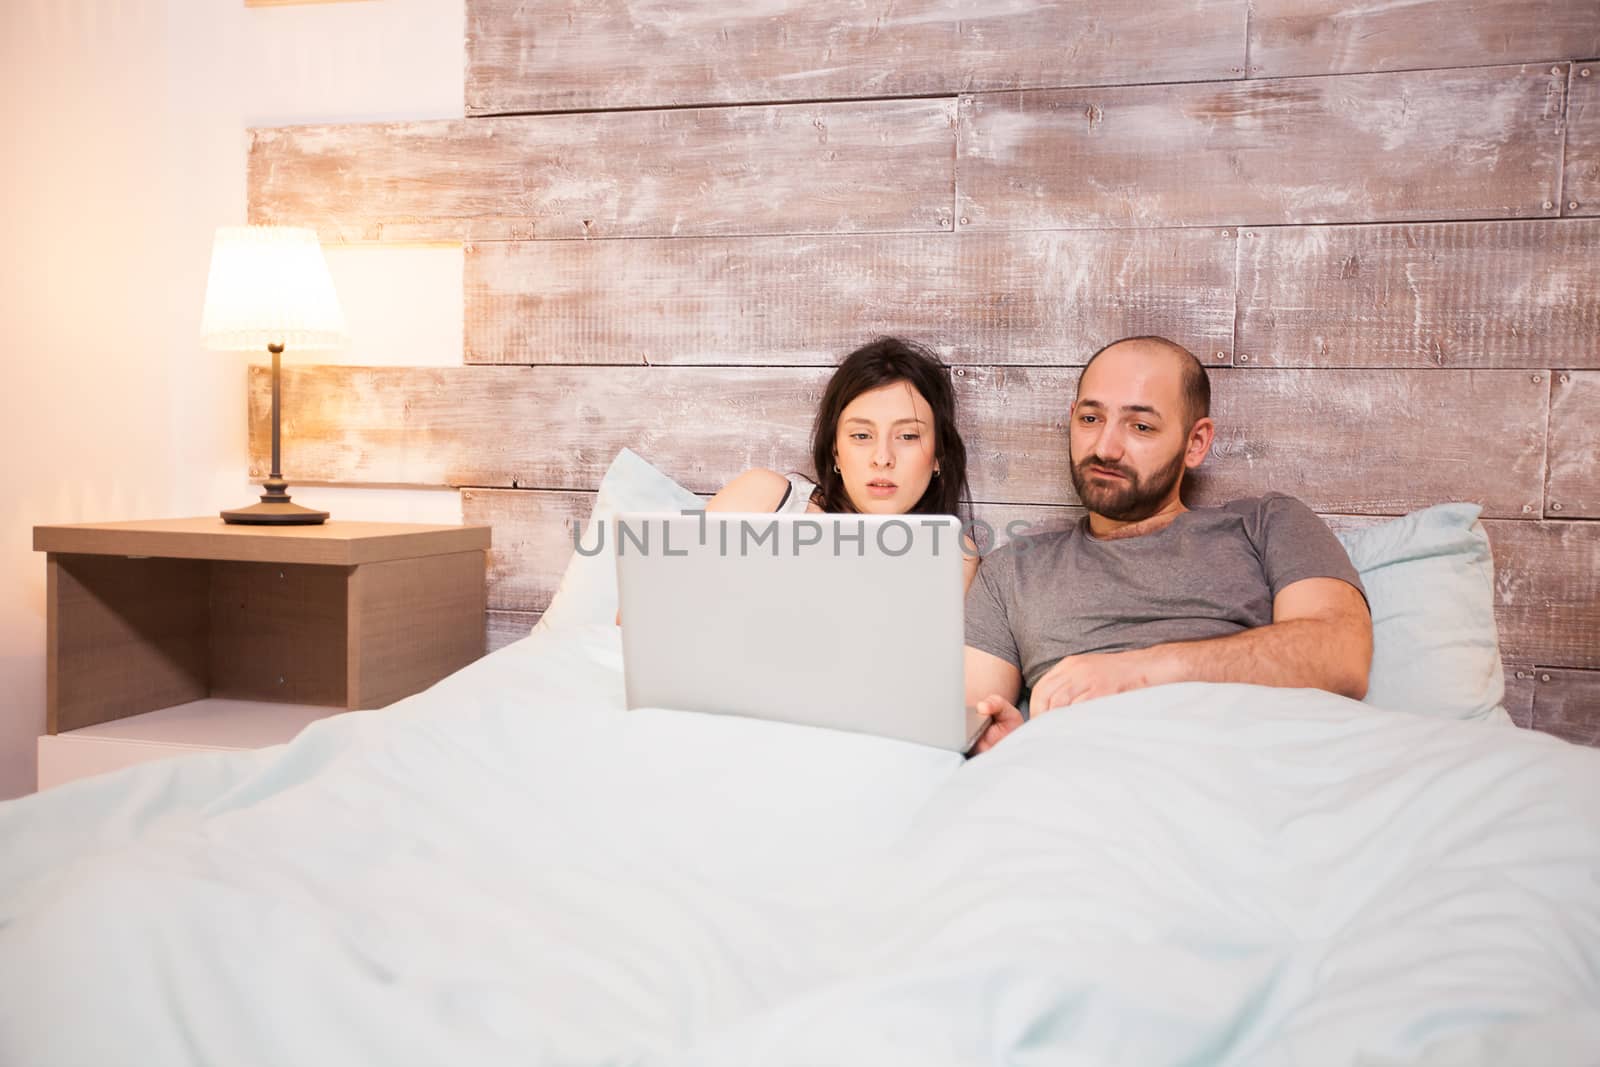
<box><xmin>969</xmin><ymin>694</ymin><xmax>1025</xmax><ymax>754</ymax></box>
<box><xmin>965</xmin><ymin>646</ymin><xmax>1023</xmax><ymax>754</ymax></box>
<box><xmin>1031</xmin><ymin>648</ymin><xmax>1161</xmax><ymax>715</ymax></box>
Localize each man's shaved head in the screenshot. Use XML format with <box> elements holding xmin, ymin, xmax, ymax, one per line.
<box><xmin>1079</xmin><ymin>336</ymin><xmax>1210</xmax><ymax>427</ymax></box>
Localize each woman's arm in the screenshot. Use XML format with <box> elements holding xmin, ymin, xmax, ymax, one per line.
<box><xmin>960</xmin><ymin>533</ymin><xmax>979</xmax><ymax>596</ymax></box>
<box><xmin>705</xmin><ymin>469</ymin><xmax>791</xmax><ymax>513</ymax></box>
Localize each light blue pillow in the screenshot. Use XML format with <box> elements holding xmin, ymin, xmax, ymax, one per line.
<box><xmin>536</xmin><ymin>449</ymin><xmax>700</xmax><ymax>632</ymax></box>
<box><xmin>1335</xmin><ymin>503</ymin><xmax>1507</xmax><ymax>723</ymax></box>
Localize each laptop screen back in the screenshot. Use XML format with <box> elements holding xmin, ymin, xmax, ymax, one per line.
<box><xmin>616</xmin><ymin>512</ymin><xmax>968</xmax><ymax>750</ymax></box>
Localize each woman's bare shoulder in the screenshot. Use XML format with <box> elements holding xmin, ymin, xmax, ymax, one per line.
<box><xmin>706</xmin><ymin>468</ymin><xmax>790</xmax><ymax>512</ymax></box>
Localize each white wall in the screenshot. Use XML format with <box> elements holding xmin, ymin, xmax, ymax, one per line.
<box><xmin>0</xmin><ymin>0</ymin><xmax>466</xmax><ymax>799</ymax></box>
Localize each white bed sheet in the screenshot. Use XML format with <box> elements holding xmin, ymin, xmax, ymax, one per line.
<box><xmin>1</xmin><ymin>623</ymin><xmax>1597</xmax><ymax>1066</ymax></box>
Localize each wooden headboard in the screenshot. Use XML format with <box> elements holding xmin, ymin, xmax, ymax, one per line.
<box><xmin>244</xmin><ymin>1</ymin><xmax>1600</xmax><ymax>744</ymax></box>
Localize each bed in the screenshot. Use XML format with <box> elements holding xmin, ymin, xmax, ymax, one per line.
<box><xmin>2</xmin><ymin>456</ymin><xmax>1598</xmax><ymax>1065</ymax></box>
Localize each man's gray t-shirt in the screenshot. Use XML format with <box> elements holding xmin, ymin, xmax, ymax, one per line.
<box><xmin>965</xmin><ymin>493</ymin><xmax>1365</xmax><ymax>687</ymax></box>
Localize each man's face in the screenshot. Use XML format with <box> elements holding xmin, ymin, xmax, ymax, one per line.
<box><xmin>1068</xmin><ymin>346</ymin><xmax>1194</xmax><ymax>523</ymax></box>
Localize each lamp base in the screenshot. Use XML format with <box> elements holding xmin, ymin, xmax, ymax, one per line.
<box><xmin>221</xmin><ymin>500</ymin><xmax>329</xmax><ymax>525</ymax></box>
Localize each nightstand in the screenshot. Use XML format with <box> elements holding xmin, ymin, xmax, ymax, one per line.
<box><xmin>32</xmin><ymin>518</ymin><xmax>490</xmax><ymax>789</ymax></box>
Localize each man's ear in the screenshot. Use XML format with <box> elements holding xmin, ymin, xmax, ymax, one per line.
<box><xmin>1184</xmin><ymin>417</ymin><xmax>1215</xmax><ymax>469</ymax></box>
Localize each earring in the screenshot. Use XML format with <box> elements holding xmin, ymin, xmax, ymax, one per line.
<box><xmin>933</xmin><ymin>468</ymin><xmax>941</xmax><ymax>477</ymax></box>
<box><xmin>832</xmin><ymin>464</ymin><xmax>840</xmax><ymax>473</ymax></box>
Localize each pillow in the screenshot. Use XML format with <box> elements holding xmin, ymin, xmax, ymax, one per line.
<box><xmin>535</xmin><ymin>448</ymin><xmax>700</xmax><ymax>633</ymax></box>
<box><xmin>1334</xmin><ymin>503</ymin><xmax>1507</xmax><ymax>723</ymax></box>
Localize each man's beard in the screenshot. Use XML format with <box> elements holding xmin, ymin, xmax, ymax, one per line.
<box><xmin>1069</xmin><ymin>444</ymin><xmax>1187</xmax><ymax>523</ymax></box>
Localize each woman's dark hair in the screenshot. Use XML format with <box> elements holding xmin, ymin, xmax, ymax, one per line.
<box><xmin>808</xmin><ymin>337</ymin><xmax>970</xmax><ymax>519</ymax></box>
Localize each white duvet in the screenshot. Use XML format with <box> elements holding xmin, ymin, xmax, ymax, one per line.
<box><xmin>2</xmin><ymin>624</ymin><xmax>1598</xmax><ymax>1066</ymax></box>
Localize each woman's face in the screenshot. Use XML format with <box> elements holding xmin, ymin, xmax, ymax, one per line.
<box><xmin>834</xmin><ymin>380</ymin><xmax>939</xmax><ymax>514</ymax></box>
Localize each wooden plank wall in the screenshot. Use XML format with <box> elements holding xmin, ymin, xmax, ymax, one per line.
<box><xmin>247</xmin><ymin>1</ymin><xmax>1600</xmax><ymax>740</ymax></box>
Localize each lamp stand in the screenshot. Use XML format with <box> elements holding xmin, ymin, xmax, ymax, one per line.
<box><xmin>222</xmin><ymin>343</ymin><xmax>329</xmax><ymax>526</ymax></box>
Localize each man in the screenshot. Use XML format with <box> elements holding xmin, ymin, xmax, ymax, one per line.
<box><xmin>966</xmin><ymin>336</ymin><xmax>1372</xmax><ymax>753</ymax></box>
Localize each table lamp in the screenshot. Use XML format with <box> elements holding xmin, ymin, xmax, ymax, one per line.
<box><xmin>200</xmin><ymin>225</ymin><xmax>348</xmax><ymax>524</ymax></box>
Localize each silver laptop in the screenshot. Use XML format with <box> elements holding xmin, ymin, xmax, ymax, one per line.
<box><xmin>616</xmin><ymin>512</ymin><xmax>986</xmax><ymax>753</ymax></box>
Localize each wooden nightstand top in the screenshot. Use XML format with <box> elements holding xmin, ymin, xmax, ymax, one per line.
<box><xmin>33</xmin><ymin>517</ymin><xmax>491</xmax><ymax>566</ymax></box>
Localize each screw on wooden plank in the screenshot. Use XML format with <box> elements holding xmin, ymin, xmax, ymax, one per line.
<box><xmin>1544</xmin><ymin>201</ymin><xmax>1555</xmax><ymax>210</ymax></box>
<box><xmin>1570</xmin><ymin>202</ymin><xmax>1580</xmax><ymax>211</ymax></box>
<box><xmin>1531</xmin><ymin>374</ymin><xmax>1542</xmax><ymax>383</ymax></box>
<box><xmin>1552</xmin><ymin>502</ymin><xmax>1564</xmax><ymax>512</ymax></box>
<box><xmin>1541</xmin><ymin>674</ymin><xmax>1552</xmax><ymax>683</ymax></box>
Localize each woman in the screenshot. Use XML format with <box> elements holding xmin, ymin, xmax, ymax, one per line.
<box><xmin>707</xmin><ymin>336</ymin><xmax>979</xmax><ymax>592</ymax></box>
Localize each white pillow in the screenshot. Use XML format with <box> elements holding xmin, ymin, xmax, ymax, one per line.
<box><xmin>1334</xmin><ymin>503</ymin><xmax>1507</xmax><ymax>723</ymax></box>
<box><xmin>535</xmin><ymin>449</ymin><xmax>700</xmax><ymax>633</ymax></box>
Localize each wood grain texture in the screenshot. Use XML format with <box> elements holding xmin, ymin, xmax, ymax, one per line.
<box><xmin>956</xmin><ymin>65</ymin><xmax>1566</xmax><ymax>230</ymax></box>
<box><xmin>465</xmin><ymin>228</ymin><xmax>1237</xmax><ymax>366</ymax></box>
<box><xmin>465</xmin><ymin>0</ymin><xmax>1247</xmax><ymax>114</ymax></box>
<box><xmin>1248</xmin><ymin>1</ymin><xmax>1600</xmax><ymax>77</ymax></box>
<box><xmin>464</xmin><ymin>489</ymin><xmax>596</xmax><ymax>612</ymax></box>
<box><xmin>1503</xmin><ymin>663</ymin><xmax>1537</xmax><ymax>729</ymax></box>
<box><xmin>1531</xmin><ymin>667</ymin><xmax>1600</xmax><ymax>746</ymax></box>
<box><xmin>487</xmin><ymin>610</ymin><xmax>541</xmax><ymax>652</ymax></box>
<box><xmin>208</xmin><ymin>562</ymin><xmax>350</xmax><ymax>707</ymax></box>
<box><xmin>243</xmin><ymin>8</ymin><xmax>1596</xmax><ymax>694</ymax></box>
<box><xmin>1547</xmin><ymin>371</ymin><xmax>1600</xmax><ymax>518</ymax></box>
<box><xmin>47</xmin><ymin>555</ymin><xmax>210</xmax><ymax>734</ymax></box>
<box><xmin>250</xmin><ymin>366</ymin><xmax>829</xmax><ymax>492</ymax></box>
<box><xmin>1487</xmin><ymin>520</ymin><xmax>1600</xmax><ymax>669</ymax></box>
<box><xmin>258</xmin><ymin>365</ymin><xmax>1550</xmax><ymax>517</ymax></box>
<box><xmin>33</xmin><ymin>518</ymin><xmax>488</xmax><ymax>565</ymax></box>
<box><xmin>955</xmin><ymin>366</ymin><xmax>1549</xmax><ymax>517</ymax></box>
<box><xmin>1566</xmin><ymin>63</ymin><xmax>1600</xmax><ymax>217</ymax></box>
<box><xmin>249</xmin><ymin>100</ymin><xmax>956</xmax><ymax>243</ymax></box>
<box><xmin>1236</xmin><ymin>219</ymin><xmax>1600</xmax><ymax>368</ymax></box>
<box><xmin>348</xmin><ymin>551</ymin><xmax>487</xmax><ymax>709</ymax></box>
<box><xmin>968</xmin><ymin>501</ymin><xmax>1084</xmax><ymax>554</ymax></box>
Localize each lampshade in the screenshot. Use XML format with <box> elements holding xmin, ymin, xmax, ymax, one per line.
<box><xmin>200</xmin><ymin>225</ymin><xmax>348</xmax><ymax>351</ymax></box>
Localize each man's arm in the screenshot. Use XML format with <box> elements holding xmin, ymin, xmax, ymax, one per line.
<box><xmin>1031</xmin><ymin>577</ymin><xmax>1372</xmax><ymax>713</ymax></box>
<box><xmin>965</xmin><ymin>646</ymin><xmax>1024</xmax><ymax>754</ymax></box>
<box><xmin>1141</xmin><ymin>577</ymin><xmax>1371</xmax><ymax>699</ymax></box>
